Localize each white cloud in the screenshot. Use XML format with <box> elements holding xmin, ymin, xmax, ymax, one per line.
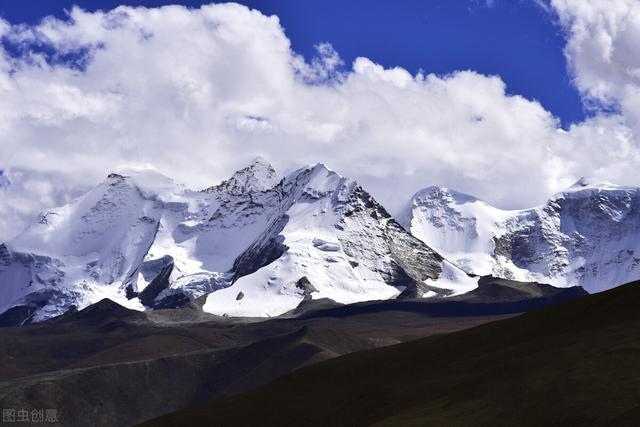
<box><xmin>0</xmin><ymin>2</ymin><xmax>639</xmax><ymax>241</ymax></box>
<box><xmin>552</xmin><ymin>0</ymin><xmax>640</xmax><ymax>128</ymax></box>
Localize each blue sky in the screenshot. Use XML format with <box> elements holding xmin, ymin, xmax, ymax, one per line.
<box><xmin>0</xmin><ymin>0</ymin><xmax>583</xmax><ymax>126</ymax></box>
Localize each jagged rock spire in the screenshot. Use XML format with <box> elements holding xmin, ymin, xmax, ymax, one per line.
<box><xmin>205</xmin><ymin>157</ymin><xmax>279</xmax><ymax>195</ymax></box>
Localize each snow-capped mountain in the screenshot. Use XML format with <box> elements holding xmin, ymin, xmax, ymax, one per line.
<box><xmin>203</xmin><ymin>163</ymin><xmax>475</xmax><ymax>317</ymax></box>
<box><xmin>0</xmin><ymin>168</ymin><xmax>209</xmax><ymax>322</ymax></box>
<box><xmin>403</xmin><ymin>178</ymin><xmax>640</xmax><ymax>293</ymax></box>
<box><xmin>0</xmin><ymin>159</ymin><xmax>475</xmax><ymax>323</ymax></box>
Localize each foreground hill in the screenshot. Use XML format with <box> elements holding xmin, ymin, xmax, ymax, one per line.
<box><xmin>145</xmin><ymin>279</ymin><xmax>640</xmax><ymax>427</ymax></box>
<box><xmin>0</xmin><ymin>275</ymin><xmax>582</xmax><ymax>427</ymax></box>
<box><xmin>0</xmin><ymin>296</ymin><xmax>519</xmax><ymax>427</ymax></box>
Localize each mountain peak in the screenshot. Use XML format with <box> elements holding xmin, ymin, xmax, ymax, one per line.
<box><xmin>207</xmin><ymin>157</ymin><xmax>279</xmax><ymax>195</ymax></box>
<box><xmin>250</xmin><ymin>156</ymin><xmax>272</xmax><ymax>168</ymax></box>
<box><xmin>411</xmin><ymin>186</ymin><xmax>479</xmax><ymax>206</ymax></box>
<box><xmin>307</xmin><ymin>162</ymin><xmax>333</xmax><ymax>172</ymax></box>
<box><xmin>284</xmin><ymin>162</ymin><xmax>347</xmax><ymax>195</ymax></box>
<box><xmin>105</xmin><ymin>167</ymin><xmax>177</xmax><ymax>199</ymax></box>
<box><xmin>306</xmin><ymin>162</ymin><xmax>341</xmax><ymax>178</ymax></box>
<box><xmin>569</xmin><ymin>177</ymin><xmax>617</xmax><ymax>190</ymax></box>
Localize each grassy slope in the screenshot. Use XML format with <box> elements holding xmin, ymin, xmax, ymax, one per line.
<box><xmin>145</xmin><ymin>280</ymin><xmax>640</xmax><ymax>427</ymax></box>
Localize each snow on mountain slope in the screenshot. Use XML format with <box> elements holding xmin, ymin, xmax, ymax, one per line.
<box><xmin>137</xmin><ymin>158</ymin><xmax>285</xmax><ymax>307</ymax></box>
<box><xmin>404</xmin><ymin>180</ymin><xmax>640</xmax><ymax>293</ymax></box>
<box><xmin>400</xmin><ymin>186</ymin><xmax>518</xmax><ymax>275</ymax></box>
<box><xmin>0</xmin><ymin>159</ymin><xmax>285</xmax><ymax>322</ymax></box>
<box><xmin>0</xmin><ymin>169</ymin><xmax>170</xmax><ymax>321</ymax></box>
<box><xmin>0</xmin><ymin>159</ymin><xmax>476</xmax><ymax>323</ymax></box>
<box><xmin>203</xmin><ymin>164</ymin><xmax>476</xmax><ymax>317</ymax></box>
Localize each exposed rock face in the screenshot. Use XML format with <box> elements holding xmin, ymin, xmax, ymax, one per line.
<box><xmin>405</xmin><ymin>180</ymin><xmax>640</xmax><ymax>293</ymax></box>
<box><xmin>295</xmin><ymin>277</ymin><xmax>317</xmax><ymax>301</ymax></box>
<box><xmin>138</xmin><ymin>258</ymin><xmax>174</xmax><ymax>308</ymax></box>
<box><xmin>231</xmin><ymin>214</ymin><xmax>289</xmax><ymax>280</ymax></box>
<box><xmin>339</xmin><ymin>187</ymin><xmax>447</xmax><ymax>298</ymax></box>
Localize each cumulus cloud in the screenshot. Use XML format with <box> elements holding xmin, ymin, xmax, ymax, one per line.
<box><xmin>0</xmin><ymin>2</ymin><xmax>639</xmax><ymax>241</ymax></box>
<box><xmin>552</xmin><ymin>0</ymin><xmax>640</xmax><ymax>142</ymax></box>
<box><xmin>553</xmin><ymin>0</ymin><xmax>640</xmax><ymax>110</ymax></box>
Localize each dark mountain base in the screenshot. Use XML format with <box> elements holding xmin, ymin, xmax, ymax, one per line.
<box><xmin>144</xmin><ymin>280</ymin><xmax>640</xmax><ymax>427</ymax></box>
<box><xmin>0</xmin><ymin>304</ymin><xmax>39</xmax><ymax>327</ymax></box>
<box><xmin>0</xmin><ymin>299</ymin><xmax>511</xmax><ymax>427</ymax></box>
<box><xmin>296</xmin><ymin>276</ymin><xmax>587</xmax><ymax>319</ymax></box>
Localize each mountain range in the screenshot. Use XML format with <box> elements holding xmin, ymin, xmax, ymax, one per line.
<box><xmin>402</xmin><ymin>177</ymin><xmax>640</xmax><ymax>292</ymax></box>
<box><xmin>1</xmin><ymin>158</ymin><xmax>638</xmax><ymax>325</ymax></box>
